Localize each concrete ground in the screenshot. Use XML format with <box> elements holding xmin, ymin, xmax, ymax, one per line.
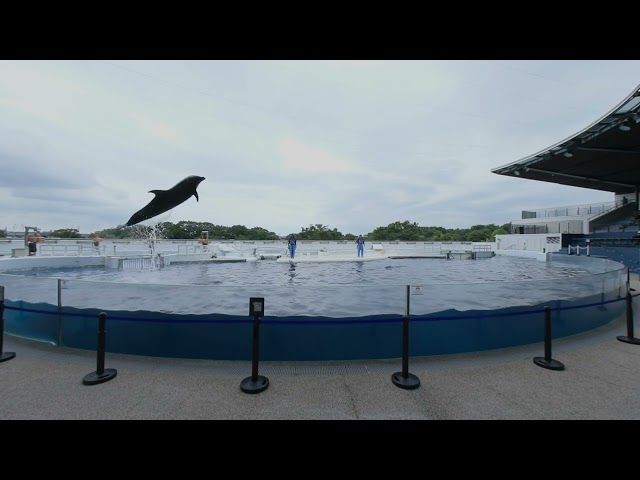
<box><xmin>1</xmin><ymin>278</ymin><xmax>639</xmax><ymax>420</ymax></box>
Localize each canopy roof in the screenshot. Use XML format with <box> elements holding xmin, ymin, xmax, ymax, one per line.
<box><xmin>492</xmin><ymin>84</ymin><xmax>640</xmax><ymax>194</ymax></box>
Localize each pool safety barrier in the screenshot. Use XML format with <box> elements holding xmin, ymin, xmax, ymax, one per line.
<box><xmin>82</xmin><ymin>312</ymin><xmax>117</xmax><ymax>385</ymax></box>
<box><xmin>617</xmin><ymin>291</ymin><xmax>640</xmax><ymax>345</ymax></box>
<box><xmin>392</xmin><ymin>285</ymin><xmax>420</xmax><ymax>389</ymax></box>
<box><xmin>533</xmin><ymin>306</ymin><xmax>565</xmax><ymax>371</ymax></box>
<box><xmin>0</xmin><ymin>286</ymin><xmax>16</xmax><ymax>363</ymax></box>
<box><xmin>241</xmin><ymin>297</ymin><xmax>269</xmax><ymax>394</ymax></box>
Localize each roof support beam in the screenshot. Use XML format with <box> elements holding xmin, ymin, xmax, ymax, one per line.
<box><xmin>576</xmin><ymin>147</ymin><xmax>640</xmax><ymax>155</ymax></box>
<box><xmin>524</xmin><ymin>167</ymin><xmax>636</xmax><ymax>189</ymax></box>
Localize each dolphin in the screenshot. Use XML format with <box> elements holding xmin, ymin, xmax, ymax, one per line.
<box><xmin>125</xmin><ymin>175</ymin><xmax>206</xmax><ymax>227</ymax></box>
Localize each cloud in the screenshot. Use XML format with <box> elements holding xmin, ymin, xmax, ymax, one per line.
<box><xmin>0</xmin><ymin>60</ymin><xmax>635</xmax><ymax>235</ymax></box>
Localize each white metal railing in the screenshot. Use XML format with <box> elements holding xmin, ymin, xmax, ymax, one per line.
<box><xmin>114</xmin><ymin>255</ymin><xmax>165</xmax><ymax>269</ymax></box>
<box><xmin>568</xmin><ymin>245</ymin><xmax>590</xmax><ymax>256</ymax></box>
<box><xmin>522</xmin><ymin>201</ymin><xmax>616</xmax><ymax>219</ymax></box>
<box><xmin>587</xmin><ymin>200</ymin><xmax>637</xmax><ymax>225</ymax></box>
<box><xmin>255</xmin><ymin>245</ymin><xmax>287</xmax><ymax>258</ymax></box>
<box><xmin>177</xmin><ymin>244</ymin><xmax>209</xmax><ymax>255</ymax></box>
<box><xmin>37</xmin><ymin>244</ymin><xmax>96</xmax><ymax>256</ymax></box>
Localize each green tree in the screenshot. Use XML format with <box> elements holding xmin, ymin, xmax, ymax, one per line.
<box><xmin>96</xmin><ymin>220</ymin><xmax>512</xmax><ymax>242</ymax></box>
<box><xmin>50</xmin><ymin>228</ymin><xmax>81</xmax><ymax>238</ymax></box>
<box><xmin>247</xmin><ymin>227</ymin><xmax>279</xmax><ymax>240</ymax></box>
<box><xmin>297</xmin><ymin>224</ymin><xmax>344</xmax><ymax>240</ymax></box>
<box><xmin>369</xmin><ymin>221</ymin><xmax>422</xmax><ymax>241</ymax></box>
<box><xmin>92</xmin><ymin>227</ymin><xmax>132</xmax><ymax>239</ymax></box>
<box><xmin>490</xmin><ymin>228</ymin><xmax>508</xmax><ymax>241</ymax></box>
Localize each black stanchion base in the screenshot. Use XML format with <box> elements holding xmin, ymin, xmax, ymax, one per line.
<box><xmin>617</xmin><ymin>335</ymin><xmax>640</xmax><ymax>345</ymax></box>
<box><xmin>391</xmin><ymin>372</ymin><xmax>421</xmax><ymax>390</ymax></box>
<box><xmin>0</xmin><ymin>352</ymin><xmax>16</xmax><ymax>363</ymax></box>
<box><xmin>82</xmin><ymin>368</ymin><xmax>117</xmax><ymax>385</ymax></box>
<box><xmin>240</xmin><ymin>375</ymin><xmax>269</xmax><ymax>394</ymax></box>
<box><xmin>533</xmin><ymin>357</ymin><xmax>565</xmax><ymax>371</ymax></box>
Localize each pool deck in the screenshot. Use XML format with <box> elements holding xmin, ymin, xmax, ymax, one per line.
<box><xmin>1</xmin><ymin>274</ymin><xmax>639</xmax><ymax>420</ymax></box>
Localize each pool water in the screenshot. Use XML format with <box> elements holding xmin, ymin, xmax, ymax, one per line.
<box><xmin>24</xmin><ymin>255</ymin><xmax>596</xmax><ymax>286</ymax></box>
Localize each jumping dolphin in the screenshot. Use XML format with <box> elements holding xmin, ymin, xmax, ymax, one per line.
<box><xmin>125</xmin><ymin>175</ymin><xmax>206</xmax><ymax>227</ymax></box>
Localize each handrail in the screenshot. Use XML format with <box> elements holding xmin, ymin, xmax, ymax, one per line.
<box><xmin>568</xmin><ymin>245</ymin><xmax>590</xmax><ymax>256</ymax></box>
<box><xmin>588</xmin><ymin>200</ymin><xmax>637</xmax><ymax>224</ymax></box>
<box><xmin>522</xmin><ymin>201</ymin><xmax>616</xmax><ymax>219</ymax></box>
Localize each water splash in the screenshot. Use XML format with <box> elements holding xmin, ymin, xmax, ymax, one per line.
<box><xmin>131</xmin><ymin>223</ymin><xmax>164</xmax><ymax>271</ymax></box>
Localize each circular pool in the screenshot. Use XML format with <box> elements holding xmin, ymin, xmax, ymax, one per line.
<box><xmin>1</xmin><ymin>254</ymin><xmax>629</xmax><ymax>361</ymax></box>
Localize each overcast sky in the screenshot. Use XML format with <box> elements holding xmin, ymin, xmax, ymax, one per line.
<box><xmin>1</xmin><ymin>60</ymin><xmax>639</xmax><ymax>236</ymax></box>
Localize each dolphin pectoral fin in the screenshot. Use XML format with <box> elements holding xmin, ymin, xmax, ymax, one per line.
<box><xmin>194</xmin><ymin>191</ymin><xmax>199</xmax><ymax>202</ymax></box>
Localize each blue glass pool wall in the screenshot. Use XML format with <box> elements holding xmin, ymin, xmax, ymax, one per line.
<box><xmin>1</xmin><ymin>255</ymin><xmax>632</xmax><ymax>361</ymax></box>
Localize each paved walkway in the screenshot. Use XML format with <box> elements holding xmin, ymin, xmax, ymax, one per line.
<box><xmin>1</xmin><ymin>280</ymin><xmax>639</xmax><ymax>420</ymax></box>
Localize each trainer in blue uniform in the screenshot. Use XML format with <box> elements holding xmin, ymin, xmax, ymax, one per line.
<box><xmin>288</xmin><ymin>234</ymin><xmax>297</xmax><ymax>259</ymax></box>
<box><xmin>356</xmin><ymin>235</ymin><xmax>365</xmax><ymax>257</ymax></box>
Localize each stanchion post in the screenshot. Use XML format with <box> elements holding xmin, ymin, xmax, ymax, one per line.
<box><xmin>82</xmin><ymin>312</ymin><xmax>117</xmax><ymax>385</ymax></box>
<box><xmin>533</xmin><ymin>306</ymin><xmax>565</xmax><ymax>370</ymax></box>
<box><xmin>241</xmin><ymin>297</ymin><xmax>269</xmax><ymax>394</ymax></box>
<box><xmin>0</xmin><ymin>286</ymin><xmax>17</xmax><ymax>363</ymax></box>
<box><xmin>57</xmin><ymin>279</ymin><xmax>63</xmax><ymax>347</ymax></box>
<box><xmin>617</xmin><ymin>291</ymin><xmax>640</xmax><ymax>345</ymax></box>
<box><xmin>392</xmin><ymin>285</ymin><xmax>420</xmax><ymax>389</ymax></box>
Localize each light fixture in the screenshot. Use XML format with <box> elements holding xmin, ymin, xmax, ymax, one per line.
<box><xmin>564</xmin><ymin>151</ymin><xmax>573</xmax><ymax>157</ymax></box>
<box><xmin>514</xmin><ymin>170</ymin><xmax>520</xmax><ymax>176</ymax></box>
<box><xmin>619</xmin><ymin>122</ymin><xmax>631</xmax><ymax>132</ymax></box>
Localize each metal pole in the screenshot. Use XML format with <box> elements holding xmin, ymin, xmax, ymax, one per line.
<box><xmin>401</xmin><ymin>315</ymin><xmax>409</xmax><ymax>377</ymax></box>
<box><xmin>0</xmin><ymin>286</ymin><xmax>4</xmax><ymax>355</ymax></box>
<box><xmin>627</xmin><ymin>293</ymin><xmax>634</xmax><ymax>338</ymax></box>
<box><xmin>82</xmin><ymin>312</ymin><xmax>117</xmax><ymax>385</ymax></box>
<box><xmin>241</xmin><ymin>298</ymin><xmax>269</xmax><ymax>394</ymax></box>
<box><xmin>617</xmin><ymin>291</ymin><xmax>640</xmax><ymax>345</ymax></box>
<box><xmin>544</xmin><ymin>307</ymin><xmax>552</xmax><ymax>361</ymax></box>
<box><xmin>57</xmin><ymin>279</ymin><xmax>62</xmax><ymax>347</ymax></box>
<box><xmin>392</xmin><ymin>285</ymin><xmax>420</xmax><ymax>389</ymax></box>
<box><xmin>0</xmin><ymin>286</ymin><xmax>17</xmax><ymax>362</ymax></box>
<box><xmin>533</xmin><ymin>306</ymin><xmax>564</xmax><ymax>370</ymax></box>
<box><xmin>251</xmin><ymin>315</ymin><xmax>260</xmax><ymax>381</ymax></box>
<box><xmin>401</xmin><ymin>285</ymin><xmax>410</xmax><ymax>377</ymax></box>
<box><xmin>97</xmin><ymin>312</ymin><xmax>106</xmax><ymax>375</ymax></box>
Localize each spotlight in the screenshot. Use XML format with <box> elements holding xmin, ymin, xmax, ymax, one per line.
<box><xmin>619</xmin><ymin>122</ymin><xmax>631</xmax><ymax>132</ymax></box>
<box><xmin>514</xmin><ymin>170</ymin><xmax>520</xmax><ymax>176</ymax></box>
<box><xmin>564</xmin><ymin>151</ymin><xmax>573</xmax><ymax>157</ymax></box>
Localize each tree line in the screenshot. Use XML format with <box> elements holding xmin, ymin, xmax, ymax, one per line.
<box><xmin>3</xmin><ymin>220</ymin><xmax>509</xmax><ymax>242</ymax></box>
<box><xmin>89</xmin><ymin>220</ymin><xmax>509</xmax><ymax>242</ymax></box>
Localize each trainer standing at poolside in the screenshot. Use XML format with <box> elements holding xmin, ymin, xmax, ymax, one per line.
<box><xmin>356</xmin><ymin>235</ymin><xmax>365</xmax><ymax>257</ymax></box>
<box><xmin>288</xmin><ymin>234</ymin><xmax>297</xmax><ymax>259</ymax></box>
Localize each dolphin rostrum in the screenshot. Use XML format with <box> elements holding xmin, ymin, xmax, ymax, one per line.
<box><xmin>125</xmin><ymin>175</ymin><xmax>206</xmax><ymax>227</ymax></box>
